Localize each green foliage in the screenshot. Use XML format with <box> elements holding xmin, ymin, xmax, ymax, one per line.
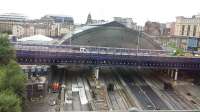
<box><xmin>0</xmin><ymin>90</ymin><xmax>21</xmax><ymax>112</ymax></box>
<box><xmin>0</xmin><ymin>34</ymin><xmax>15</xmax><ymax>64</ymax></box>
<box><xmin>167</xmin><ymin>42</ymin><xmax>176</xmax><ymax>48</ymax></box>
<box><xmin>0</xmin><ymin>60</ymin><xmax>27</xmax><ymax>97</ymax></box>
<box><xmin>167</xmin><ymin>41</ymin><xmax>185</xmax><ymax>56</ymax></box>
<box><xmin>0</xmin><ymin>67</ymin><xmax>6</xmax><ymax>91</ymax></box>
<box><xmin>0</xmin><ymin>33</ymin><xmax>26</xmax><ymax>112</ymax></box>
<box><xmin>173</xmin><ymin>48</ymin><xmax>184</xmax><ymax>56</ymax></box>
<box><xmin>1</xmin><ymin>30</ymin><xmax>12</xmax><ymax>35</ymax></box>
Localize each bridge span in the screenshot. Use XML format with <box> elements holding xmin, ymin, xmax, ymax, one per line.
<box><xmin>14</xmin><ymin>42</ymin><xmax>200</xmax><ymax>70</ymax></box>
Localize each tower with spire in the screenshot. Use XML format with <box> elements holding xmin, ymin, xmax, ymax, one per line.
<box><xmin>86</xmin><ymin>13</ymin><xmax>92</xmax><ymax>25</ymax></box>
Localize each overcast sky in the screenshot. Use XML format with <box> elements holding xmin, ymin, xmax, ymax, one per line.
<box><xmin>0</xmin><ymin>0</ymin><xmax>200</xmax><ymax>25</ymax></box>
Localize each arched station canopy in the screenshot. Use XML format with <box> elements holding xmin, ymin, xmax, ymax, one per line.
<box><xmin>62</xmin><ymin>21</ymin><xmax>162</xmax><ymax>50</ymax></box>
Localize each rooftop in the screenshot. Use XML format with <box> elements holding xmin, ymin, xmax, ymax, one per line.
<box><xmin>44</xmin><ymin>14</ymin><xmax>73</xmax><ymax>18</ymax></box>
<box><xmin>62</xmin><ymin>21</ymin><xmax>161</xmax><ymax>49</ymax></box>
<box><xmin>18</xmin><ymin>35</ymin><xmax>53</xmax><ymax>43</ymax></box>
<box><xmin>0</xmin><ymin>13</ymin><xmax>27</xmax><ymax>21</ymax></box>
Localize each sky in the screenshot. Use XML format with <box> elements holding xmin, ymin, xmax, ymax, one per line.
<box><xmin>0</xmin><ymin>0</ymin><xmax>200</xmax><ymax>25</ymax></box>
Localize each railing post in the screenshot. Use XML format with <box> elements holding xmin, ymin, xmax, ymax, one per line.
<box><xmin>174</xmin><ymin>69</ymin><xmax>178</xmax><ymax>81</ymax></box>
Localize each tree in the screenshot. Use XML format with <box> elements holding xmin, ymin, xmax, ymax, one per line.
<box><xmin>0</xmin><ymin>34</ymin><xmax>15</xmax><ymax>64</ymax></box>
<box><xmin>174</xmin><ymin>48</ymin><xmax>184</xmax><ymax>56</ymax></box>
<box><xmin>167</xmin><ymin>41</ymin><xmax>184</xmax><ymax>56</ymax></box>
<box><xmin>0</xmin><ymin>33</ymin><xmax>27</xmax><ymax>112</ymax></box>
<box><xmin>0</xmin><ymin>66</ymin><xmax>6</xmax><ymax>91</ymax></box>
<box><xmin>1</xmin><ymin>30</ymin><xmax>12</xmax><ymax>35</ymax></box>
<box><xmin>0</xmin><ymin>60</ymin><xmax>27</xmax><ymax>97</ymax></box>
<box><xmin>0</xmin><ymin>90</ymin><xmax>21</xmax><ymax>112</ymax></box>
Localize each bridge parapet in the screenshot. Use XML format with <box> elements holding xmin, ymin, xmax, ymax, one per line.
<box><xmin>13</xmin><ymin>42</ymin><xmax>200</xmax><ymax>70</ymax></box>
<box><xmin>13</xmin><ymin>42</ymin><xmax>171</xmax><ymax>56</ymax></box>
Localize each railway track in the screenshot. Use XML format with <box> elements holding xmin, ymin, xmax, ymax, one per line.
<box><xmin>143</xmin><ymin>72</ymin><xmax>199</xmax><ymax>110</ymax></box>
<box><xmin>87</xmin><ymin>71</ymin><xmax>109</xmax><ymax>111</ymax></box>
<box><xmin>133</xmin><ymin>73</ymin><xmax>169</xmax><ymax>110</ymax></box>
<box><xmin>120</xmin><ymin>69</ymin><xmax>155</xmax><ymax>110</ymax></box>
<box><xmin>51</xmin><ymin>67</ymin><xmax>200</xmax><ymax>111</ymax></box>
<box><xmin>114</xmin><ymin>77</ymin><xmax>131</xmax><ymax>109</ymax></box>
<box><xmin>118</xmin><ymin>68</ymin><xmax>171</xmax><ymax>110</ymax></box>
<box><xmin>101</xmin><ymin>68</ymin><xmax>131</xmax><ymax>110</ymax></box>
<box><xmin>100</xmin><ymin>72</ymin><xmax>119</xmax><ymax>110</ymax></box>
<box><xmin>176</xmin><ymin>84</ymin><xmax>200</xmax><ymax>109</ymax></box>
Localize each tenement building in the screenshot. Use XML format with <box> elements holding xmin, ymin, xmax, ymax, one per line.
<box><xmin>12</xmin><ymin>15</ymin><xmax>74</xmax><ymax>38</ymax></box>
<box><xmin>175</xmin><ymin>14</ymin><xmax>200</xmax><ymax>37</ymax></box>
<box><xmin>0</xmin><ymin>13</ymin><xmax>27</xmax><ymax>34</ymax></box>
<box><xmin>113</xmin><ymin>17</ymin><xmax>136</xmax><ymax>29</ymax></box>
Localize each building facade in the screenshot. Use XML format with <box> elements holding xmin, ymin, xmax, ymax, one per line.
<box><xmin>144</xmin><ymin>21</ymin><xmax>161</xmax><ymax>36</ymax></box>
<box><xmin>175</xmin><ymin>15</ymin><xmax>200</xmax><ymax>37</ymax></box>
<box><xmin>144</xmin><ymin>21</ymin><xmax>172</xmax><ymax>36</ymax></box>
<box><xmin>86</xmin><ymin>13</ymin><xmax>92</xmax><ymax>25</ymax></box>
<box><xmin>12</xmin><ymin>25</ymin><xmax>25</xmax><ymax>37</ymax></box>
<box><xmin>113</xmin><ymin>17</ymin><xmax>137</xmax><ymax>29</ymax></box>
<box><xmin>0</xmin><ymin>13</ymin><xmax>27</xmax><ymax>34</ymax></box>
<box><xmin>166</xmin><ymin>22</ymin><xmax>175</xmax><ymax>36</ymax></box>
<box><xmin>12</xmin><ymin>14</ymin><xmax>74</xmax><ymax>38</ymax></box>
<box><xmin>39</xmin><ymin>15</ymin><xmax>74</xmax><ymax>37</ymax></box>
<box><xmin>12</xmin><ymin>23</ymin><xmax>71</xmax><ymax>38</ymax></box>
<box><xmin>85</xmin><ymin>13</ymin><xmax>106</xmax><ymax>25</ymax></box>
<box><xmin>41</xmin><ymin>15</ymin><xmax>73</xmax><ymax>24</ymax></box>
<box><xmin>135</xmin><ymin>25</ymin><xmax>144</xmax><ymax>31</ymax></box>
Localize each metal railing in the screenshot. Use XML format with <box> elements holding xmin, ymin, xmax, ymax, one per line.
<box><xmin>12</xmin><ymin>42</ymin><xmax>172</xmax><ymax>57</ymax></box>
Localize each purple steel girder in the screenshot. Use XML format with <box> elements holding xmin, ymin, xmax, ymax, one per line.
<box><xmin>16</xmin><ymin>50</ymin><xmax>200</xmax><ymax>70</ymax></box>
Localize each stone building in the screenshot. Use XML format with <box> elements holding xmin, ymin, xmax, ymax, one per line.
<box><xmin>12</xmin><ymin>15</ymin><xmax>74</xmax><ymax>38</ymax></box>
<box><xmin>41</xmin><ymin>14</ymin><xmax>74</xmax><ymax>25</ymax></box>
<box><xmin>85</xmin><ymin>13</ymin><xmax>106</xmax><ymax>25</ymax></box>
<box><xmin>166</xmin><ymin>22</ymin><xmax>175</xmax><ymax>36</ymax></box>
<box><xmin>0</xmin><ymin>13</ymin><xmax>27</xmax><ymax>34</ymax></box>
<box><xmin>144</xmin><ymin>21</ymin><xmax>171</xmax><ymax>36</ymax></box>
<box><xmin>13</xmin><ymin>23</ymin><xmax>60</xmax><ymax>38</ymax></box>
<box><xmin>39</xmin><ymin>15</ymin><xmax>74</xmax><ymax>37</ymax></box>
<box><xmin>175</xmin><ymin>15</ymin><xmax>200</xmax><ymax>37</ymax></box>
<box><xmin>12</xmin><ymin>25</ymin><xmax>25</xmax><ymax>37</ymax></box>
<box><xmin>113</xmin><ymin>17</ymin><xmax>137</xmax><ymax>29</ymax></box>
<box><xmin>144</xmin><ymin>21</ymin><xmax>161</xmax><ymax>36</ymax></box>
<box><xmin>86</xmin><ymin>13</ymin><xmax>93</xmax><ymax>25</ymax></box>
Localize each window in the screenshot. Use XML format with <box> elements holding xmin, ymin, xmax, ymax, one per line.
<box><xmin>193</xmin><ymin>25</ymin><xmax>197</xmax><ymax>36</ymax></box>
<box><xmin>187</xmin><ymin>25</ymin><xmax>190</xmax><ymax>36</ymax></box>
<box><xmin>181</xmin><ymin>25</ymin><xmax>185</xmax><ymax>35</ymax></box>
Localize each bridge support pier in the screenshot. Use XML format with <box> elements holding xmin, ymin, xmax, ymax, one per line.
<box><xmin>174</xmin><ymin>69</ymin><xmax>178</xmax><ymax>81</ymax></box>
<box><xmin>167</xmin><ymin>69</ymin><xmax>170</xmax><ymax>75</ymax></box>
<box><xmin>49</xmin><ymin>65</ymin><xmax>57</xmax><ymax>93</ymax></box>
<box><xmin>94</xmin><ymin>67</ymin><xmax>99</xmax><ymax>80</ymax></box>
<box><xmin>171</xmin><ymin>70</ymin><xmax>174</xmax><ymax>78</ymax></box>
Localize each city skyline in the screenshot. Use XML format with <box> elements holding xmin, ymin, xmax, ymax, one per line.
<box><xmin>0</xmin><ymin>0</ymin><xmax>200</xmax><ymax>25</ymax></box>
